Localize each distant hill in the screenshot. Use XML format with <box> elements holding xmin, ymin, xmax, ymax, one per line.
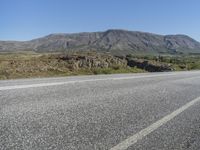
<box><xmin>1</xmin><ymin>29</ymin><xmax>200</xmax><ymax>55</ymax></box>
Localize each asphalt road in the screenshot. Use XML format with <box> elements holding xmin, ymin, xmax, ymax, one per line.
<box><xmin>1</xmin><ymin>71</ymin><xmax>200</xmax><ymax>150</ymax></box>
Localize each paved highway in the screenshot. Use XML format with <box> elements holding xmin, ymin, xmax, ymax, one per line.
<box><xmin>1</xmin><ymin>71</ymin><xmax>200</xmax><ymax>150</ymax></box>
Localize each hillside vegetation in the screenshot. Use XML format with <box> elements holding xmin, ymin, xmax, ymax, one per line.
<box><xmin>127</xmin><ymin>54</ymin><xmax>200</xmax><ymax>71</ymax></box>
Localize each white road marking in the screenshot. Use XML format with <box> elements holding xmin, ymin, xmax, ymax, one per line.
<box><xmin>0</xmin><ymin>72</ymin><xmax>199</xmax><ymax>91</ymax></box>
<box><xmin>110</xmin><ymin>96</ymin><xmax>200</xmax><ymax>150</ymax></box>
<box><xmin>0</xmin><ymin>73</ymin><xmax>180</xmax><ymax>91</ymax></box>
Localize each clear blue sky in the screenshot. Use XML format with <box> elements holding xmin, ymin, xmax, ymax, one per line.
<box><xmin>1</xmin><ymin>0</ymin><xmax>200</xmax><ymax>41</ymax></box>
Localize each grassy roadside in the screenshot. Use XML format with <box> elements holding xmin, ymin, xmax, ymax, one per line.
<box><xmin>1</xmin><ymin>52</ymin><xmax>200</xmax><ymax>80</ymax></box>
<box><xmin>0</xmin><ymin>52</ymin><xmax>145</xmax><ymax>80</ymax></box>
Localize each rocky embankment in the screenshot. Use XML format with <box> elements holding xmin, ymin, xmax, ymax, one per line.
<box><xmin>58</xmin><ymin>53</ymin><xmax>127</xmax><ymax>70</ymax></box>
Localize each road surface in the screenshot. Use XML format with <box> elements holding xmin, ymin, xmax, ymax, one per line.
<box><xmin>1</xmin><ymin>71</ymin><xmax>200</xmax><ymax>150</ymax></box>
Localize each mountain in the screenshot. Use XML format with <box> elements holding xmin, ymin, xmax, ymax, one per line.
<box><xmin>1</xmin><ymin>29</ymin><xmax>200</xmax><ymax>55</ymax></box>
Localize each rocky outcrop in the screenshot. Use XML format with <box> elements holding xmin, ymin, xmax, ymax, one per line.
<box><xmin>58</xmin><ymin>53</ymin><xmax>127</xmax><ymax>70</ymax></box>
<box><xmin>57</xmin><ymin>53</ymin><xmax>173</xmax><ymax>72</ymax></box>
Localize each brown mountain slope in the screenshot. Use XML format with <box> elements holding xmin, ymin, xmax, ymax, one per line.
<box><xmin>0</xmin><ymin>29</ymin><xmax>200</xmax><ymax>55</ymax></box>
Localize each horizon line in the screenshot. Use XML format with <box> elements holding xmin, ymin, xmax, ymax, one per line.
<box><xmin>0</xmin><ymin>29</ymin><xmax>199</xmax><ymax>42</ymax></box>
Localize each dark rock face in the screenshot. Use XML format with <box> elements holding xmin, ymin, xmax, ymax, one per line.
<box><xmin>127</xmin><ymin>58</ymin><xmax>172</xmax><ymax>72</ymax></box>
<box><xmin>0</xmin><ymin>29</ymin><xmax>200</xmax><ymax>55</ymax></box>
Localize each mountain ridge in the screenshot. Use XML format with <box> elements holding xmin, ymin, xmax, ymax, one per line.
<box><xmin>1</xmin><ymin>29</ymin><xmax>200</xmax><ymax>55</ymax></box>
